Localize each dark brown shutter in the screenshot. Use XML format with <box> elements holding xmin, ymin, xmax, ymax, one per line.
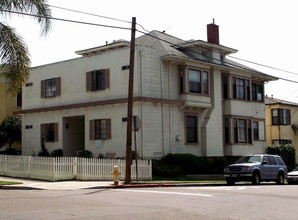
<box><xmin>106</xmin><ymin>119</ymin><xmax>111</xmax><ymax>139</ymax></box>
<box><xmin>40</xmin><ymin>124</ymin><xmax>45</xmax><ymax>142</ymax></box>
<box><xmin>41</xmin><ymin>80</ymin><xmax>45</xmax><ymax>98</ymax></box>
<box><xmin>89</xmin><ymin>120</ymin><xmax>94</xmax><ymax>140</ymax></box>
<box><xmin>56</xmin><ymin>78</ymin><xmax>61</xmax><ymax>96</ymax></box>
<box><xmin>286</xmin><ymin>109</ymin><xmax>291</xmax><ymax>124</ymax></box>
<box><xmin>86</xmin><ymin>72</ymin><xmax>92</xmax><ymax>91</ymax></box>
<box><xmin>54</xmin><ymin>123</ymin><xmax>58</xmax><ymax>141</ymax></box>
<box><xmin>105</xmin><ymin>69</ymin><xmax>110</xmax><ymax>89</ymax></box>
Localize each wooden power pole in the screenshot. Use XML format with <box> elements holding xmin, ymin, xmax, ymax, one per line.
<box><xmin>125</xmin><ymin>17</ymin><xmax>136</xmax><ymax>184</ymax></box>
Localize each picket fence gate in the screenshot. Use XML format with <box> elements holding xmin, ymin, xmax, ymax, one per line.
<box><xmin>0</xmin><ymin>155</ymin><xmax>152</xmax><ymax>182</ymax></box>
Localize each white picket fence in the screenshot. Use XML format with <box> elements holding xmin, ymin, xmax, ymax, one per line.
<box><xmin>0</xmin><ymin>155</ymin><xmax>152</xmax><ymax>182</ymax></box>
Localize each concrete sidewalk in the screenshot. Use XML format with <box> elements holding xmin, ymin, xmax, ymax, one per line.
<box><xmin>0</xmin><ymin>176</ymin><xmax>226</xmax><ymax>190</ymax></box>
<box><xmin>0</xmin><ymin>176</ymin><xmax>115</xmax><ymax>190</ymax></box>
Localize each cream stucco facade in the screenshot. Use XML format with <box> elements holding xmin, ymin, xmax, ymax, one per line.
<box><xmin>19</xmin><ymin>24</ymin><xmax>277</xmax><ymax>158</ymax></box>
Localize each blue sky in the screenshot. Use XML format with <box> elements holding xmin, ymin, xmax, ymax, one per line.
<box><xmin>5</xmin><ymin>0</ymin><xmax>298</xmax><ymax>102</ymax></box>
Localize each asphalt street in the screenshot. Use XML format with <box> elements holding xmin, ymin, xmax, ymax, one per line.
<box><xmin>1</xmin><ymin>180</ymin><xmax>298</xmax><ymax>220</ymax></box>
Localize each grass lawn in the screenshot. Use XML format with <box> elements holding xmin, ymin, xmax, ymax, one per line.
<box><xmin>0</xmin><ymin>181</ymin><xmax>22</xmax><ymax>186</ymax></box>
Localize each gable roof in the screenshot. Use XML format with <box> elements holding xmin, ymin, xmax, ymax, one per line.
<box><xmin>136</xmin><ymin>31</ymin><xmax>277</xmax><ymax>82</ymax></box>
<box><xmin>265</xmin><ymin>96</ymin><xmax>298</xmax><ymax>106</ymax></box>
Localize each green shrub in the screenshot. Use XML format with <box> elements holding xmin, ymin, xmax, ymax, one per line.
<box><xmin>266</xmin><ymin>144</ymin><xmax>296</xmax><ymax>171</ymax></box>
<box><xmin>51</xmin><ymin>149</ymin><xmax>63</xmax><ymax>157</ymax></box>
<box><xmin>38</xmin><ymin>141</ymin><xmax>50</xmax><ymax>157</ymax></box>
<box><xmin>152</xmin><ymin>154</ymin><xmax>240</xmax><ymax>177</ymax></box>
<box><xmin>152</xmin><ymin>159</ymin><xmax>182</xmax><ymax>177</ymax></box>
<box><xmin>0</xmin><ymin>148</ymin><xmax>19</xmax><ymax>155</ymax></box>
<box><xmin>77</xmin><ymin>150</ymin><xmax>93</xmax><ymax>158</ymax></box>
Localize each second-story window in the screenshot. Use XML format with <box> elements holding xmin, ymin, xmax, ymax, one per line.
<box><xmin>252</xmin><ymin>83</ymin><xmax>264</xmax><ymax>102</ymax></box>
<box><xmin>86</xmin><ymin>69</ymin><xmax>110</xmax><ymax>91</ymax></box>
<box><xmin>233</xmin><ymin>78</ymin><xmax>245</xmax><ymax>99</ymax></box>
<box><xmin>41</xmin><ymin>78</ymin><xmax>61</xmax><ymax>98</ymax></box>
<box><xmin>272</xmin><ymin>109</ymin><xmax>291</xmax><ymax>125</ymax></box>
<box><xmin>16</xmin><ymin>89</ymin><xmax>22</xmax><ymax>107</ymax></box>
<box><xmin>188</xmin><ymin>69</ymin><xmax>209</xmax><ymax>95</ymax></box>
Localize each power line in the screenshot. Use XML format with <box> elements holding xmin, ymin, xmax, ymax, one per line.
<box><xmin>228</xmin><ymin>55</ymin><xmax>298</xmax><ymax>76</ymax></box>
<box><xmin>2</xmin><ymin>7</ymin><xmax>298</xmax><ymax>85</ymax></box>
<box><xmin>0</xmin><ymin>9</ymin><xmax>131</xmax><ymax>31</ymax></box>
<box><xmin>49</xmin><ymin>5</ymin><xmax>151</xmax><ymax>33</ymax></box>
<box><xmin>49</xmin><ymin>4</ymin><xmax>131</xmax><ymax>24</ymax></box>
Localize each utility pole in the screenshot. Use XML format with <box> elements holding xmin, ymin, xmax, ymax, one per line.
<box><xmin>125</xmin><ymin>17</ymin><xmax>136</xmax><ymax>184</ymax></box>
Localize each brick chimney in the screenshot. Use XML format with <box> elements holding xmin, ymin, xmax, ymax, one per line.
<box><xmin>207</xmin><ymin>19</ymin><xmax>219</xmax><ymax>44</ymax></box>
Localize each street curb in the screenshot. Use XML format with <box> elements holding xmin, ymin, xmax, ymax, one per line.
<box><xmin>0</xmin><ymin>182</ymin><xmax>227</xmax><ymax>190</ymax></box>
<box><xmin>88</xmin><ymin>182</ymin><xmax>227</xmax><ymax>190</ymax></box>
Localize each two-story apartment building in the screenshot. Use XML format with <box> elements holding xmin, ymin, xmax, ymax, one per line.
<box><xmin>265</xmin><ymin>96</ymin><xmax>298</xmax><ymax>161</ymax></box>
<box><xmin>18</xmin><ymin>22</ymin><xmax>277</xmax><ymax>158</ymax></box>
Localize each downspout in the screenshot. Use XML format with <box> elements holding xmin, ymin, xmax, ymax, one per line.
<box><xmin>160</xmin><ymin>57</ymin><xmax>165</xmax><ymax>157</ymax></box>
<box><xmin>168</xmin><ymin>60</ymin><xmax>173</xmax><ymax>155</ymax></box>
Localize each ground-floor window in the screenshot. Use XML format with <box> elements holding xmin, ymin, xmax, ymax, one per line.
<box><xmin>40</xmin><ymin>123</ymin><xmax>58</xmax><ymax>142</ymax></box>
<box><xmin>225</xmin><ymin>117</ymin><xmax>253</xmax><ymax>144</ymax></box>
<box><xmin>89</xmin><ymin>119</ymin><xmax>111</xmax><ymax>140</ymax></box>
<box><xmin>186</xmin><ymin>115</ymin><xmax>198</xmax><ymax>144</ymax></box>
<box><xmin>253</xmin><ymin>121</ymin><xmax>259</xmax><ymax>140</ymax></box>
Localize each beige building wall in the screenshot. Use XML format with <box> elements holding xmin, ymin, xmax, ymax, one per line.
<box><xmin>0</xmin><ymin>76</ymin><xmax>17</xmax><ymax>121</ymax></box>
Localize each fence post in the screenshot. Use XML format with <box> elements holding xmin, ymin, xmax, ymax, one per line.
<box><xmin>53</xmin><ymin>157</ymin><xmax>56</xmax><ymax>181</ymax></box>
<box><xmin>4</xmin><ymin>155</ymin><xmax>7</xmax><ymax>176</ymax></box>
<box><xmin>73</xmin><ymin>157</ymin><xmax>77</xmax><ymax>180</ymax></box>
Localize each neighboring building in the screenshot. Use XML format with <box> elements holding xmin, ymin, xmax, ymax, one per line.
<box><xmin>18</xmin><ymin>22</ymin><xmax>277</xmax><ymax>158</ymax></box>
<box><xmin>265</xmin><ymin>96</ymin><xmax>298</xmax><ymax>161</ymax></box>
<box><xmin>0</xmin><ymin>74</ymin><xmax>22</xmax><ymax>150</ymax></box>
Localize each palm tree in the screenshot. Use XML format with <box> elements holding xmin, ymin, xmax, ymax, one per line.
<box><xmin>0</xmin><ymin>0</ymin><xmax>51</xmax><ymax>94</ymax></box>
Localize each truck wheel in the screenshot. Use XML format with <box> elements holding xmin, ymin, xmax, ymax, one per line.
<box><xmin>226</xmin><ymin>178</ymin><xmax>235</xmax><ymax>185</ymax></box>
<box><xmin>276</xmin><ymin>173</ymin><xmax>285</xmax><ymax>185</ymax></box>
<box><xmin>252</xmin><ymin>173</ymin><xmax>260</xmax><ymax>185</ymax></box>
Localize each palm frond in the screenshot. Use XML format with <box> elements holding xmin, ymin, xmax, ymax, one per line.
<box><xmin>0</xmin><ymin>22</ymin><xmax>30</xmax><ymax>94</ymax></box>
<box><xmin>0</xmin><ymin>0</ymin><xmax>52</xmax><ymax>35</ymax></box>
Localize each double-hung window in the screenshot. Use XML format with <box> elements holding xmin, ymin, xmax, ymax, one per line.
<box><xmin>41</xmin><ymin>78</ymin><xmax>61</xmax><ymax>98</ymax></box>
<box><xmin>40</xmin><ymin>123</ymin><xmax>58</xmax><ymax>142</ymax></box>
<box><xmin>233</xmin><ymin>118</ymin><xmax>252</xmax><ymax>144</ymax></box>
<box><xmin>86</xmin><ymin>69</ymin><xmax>110</xmax><ymax>91</ymax></box>
<box><xmin>252</xmin><ymin>83</ymin><xmax>264</xmax><ymax>102</ymax></box>
<box><xmin>253</xmin><ymin>121</ymin><xmax>259</xmax><ymax>140</ymax></box>
<box><xmin>272</xmin><ymin>109</ymin><xmax>291</xmax><ymax>125</ymax></box>
<box><xmin>189</xmin><ymin>69</ymin><xmax>201</xmax><ymax>94</ymax></box>
<box><xmin>89</xmin><ymin>119</ymin><xmax>111</xmax><ymax>140</ymax></box>
<box><xmin>233</xmin><ymin>78</ymin><xmax>245</xmax><ymax>99</ymax></box>
<box><xmin>186</xmin><ymin>116</ymin><xmax>198</xmax><ymax>143</ymax></box>
<box><xmin>188</xmin><ymin>69</ymin><xmax>209</xmax><ymax>95</ymax></box>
